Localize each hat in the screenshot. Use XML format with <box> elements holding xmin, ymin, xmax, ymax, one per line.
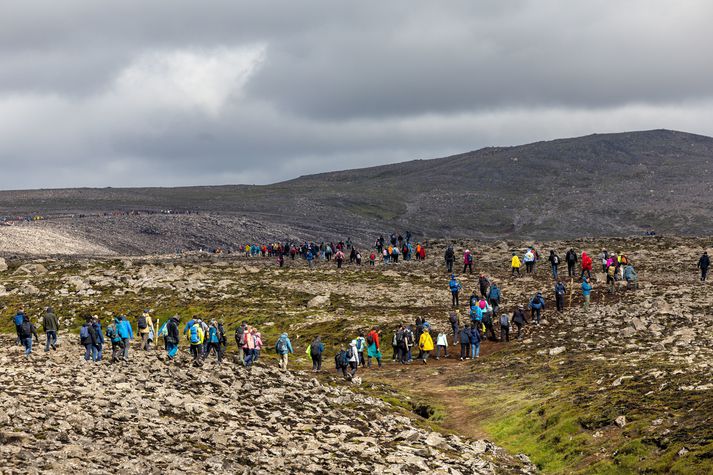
<box><xmin>479</xmin><ymin>301</ymin><xmax>486</xmax><ymax>309</ymax></box>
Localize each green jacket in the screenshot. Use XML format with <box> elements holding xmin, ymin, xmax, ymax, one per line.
<box><xmin>43</xmin><ymin>311</ymin><xmax>59</xmax><ymax>332</ymax></box>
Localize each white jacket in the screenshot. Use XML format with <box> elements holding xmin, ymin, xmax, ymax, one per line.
<box><xmin>436</xmin><ymin>333</ymin><xmax>448</xmax><ymax>346</ymax></box>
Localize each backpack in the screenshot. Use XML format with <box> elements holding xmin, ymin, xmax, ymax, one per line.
<box><xmin>489</xmin><ymin>287</ymin><xmax>500</xmax><ymax>300</ymax></box>
<box><xmin>500</xmin><ymin>315</ymin><xmax>509</xmax><ymax>327</ymax></box>
<box><xmin>189</xmin><ymin>324</ymin><xmax>201</xmax><ymax>344</ymax></box>
<box><xmin>158</xmin><ymin>321</ymin><xmax>169</xmax><ymax>337</ymax></box>
<box><xmin>21</xmin><ymin>321</ymin><xmax>32</xmax><ymax>338</ymax></box>
<box><xmin>13</xmin><ymin>314</ymin><xmax>24</xmax><ymax>326</ymax></box>
<box><xmin>106</xmin><ymin>324</ymin><xmax>119</xmax><ymax>342</ymax></box>
<box><xmin>553</xmin><ymin>255</ymin><xmax>559</xmax><ymax>265</ymax></box>
<box><xmin>79</xmin><ymin>325</ymin><xmax>90</xmax><ymax>340</ymax></box>
<box><xmin>276</xmin><ymin>337</ymin><xmax>287</xmax><ymax>354</ymax></box>
<box><xmin>137</xmin><ymin>316</ymin><xmax>147</xmax><ymax>329</ymax></box>
<box><xmin>366</xmin><ymin>334</ymin><xmax>374</xmax><ymax>346</ymax></box>
<box><xmin>335</xmin><ymin>350</ymin><xmax>349</xmax><ymax>368</ymax></box>
<box><xmin>467</xmin><ymin>254</ymin><xmax>473</xmax><ymax>264</ymax></box>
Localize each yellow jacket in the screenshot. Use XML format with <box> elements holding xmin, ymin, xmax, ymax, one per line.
<box><xmin>419</xmin><ymin>332</ymin><xmax>434</xmax><ymax>351</ymax></box>
<box><xmin>511</xmin><ymin>255</ymin><xmax>521</xmax><ymax>268</ymax></box>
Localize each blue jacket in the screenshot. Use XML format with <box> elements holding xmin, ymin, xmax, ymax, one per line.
<box><xmin>488</xmin><ymin>285</ymin><xmax>501</xmax><ymax>300</ymax></box>
<box><xmin>93</xmin><ymin>323</ymin><xmax>105</xmax><ymax>344</ymax></box>
<box><xmin>459</xmin><ymin>328</ymin><xmax>471</xmax><ymax>345</ymax></box>
<box><xmin>208</xmin><ymin>327</ymin><xmax>220</xmax><ymax>343</ymax></box>
<box><xmin>529</xmin><ymin>294</ymin><xmax>545</xmax><ymax>310</ymax></box>
<box><xmin>470</xmin><ymin>305</ymin><xmax>483</xmax><ymax>322</ymax></box>
<box><xmin>581</xmin><ymin>282</ymin><xmax>592</xmax><ymax>296</ymax></box>
<box><xmin>449</xmin><ymin>278</ymin><xmax>461</xmax><ymax>292</ymax></box>
<box><xmin>183</xmin><ymin>319</ymin><xmax>195</xmax><ymax>334</ymax></box>
<box><xmin>470</xmin><ymin>327</ymin><xmax>481</xmax><ymax>344</ymax></box>
<box><xmin>275</xmin><ymin>334</ymin><xmax>294</xmax><ymax>355</ymax></box>
<box><xmin>116</xmin><ymin>317</ymin><xmax>133</xmax><ymax>339</ymax></box>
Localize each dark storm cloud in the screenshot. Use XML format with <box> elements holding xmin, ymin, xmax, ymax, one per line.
<box><xmin>0</xmin><ymin>0</ymin><xmax>712</xmax><ymax>188</ymax></box>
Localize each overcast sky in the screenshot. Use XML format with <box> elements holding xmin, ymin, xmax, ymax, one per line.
<box><xmin>1</xmin><ymin>0</ymin><xmax>712</xmax><ymax>189</ymax></box>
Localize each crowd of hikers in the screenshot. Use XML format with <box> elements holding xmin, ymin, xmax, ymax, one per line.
<box><xmin>6</xmin><ymin>243</ymin><xmax>711</xmax><ymax>383</ymax></box>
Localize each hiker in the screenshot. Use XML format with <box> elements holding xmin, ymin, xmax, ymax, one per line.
<box><xmin>487</xmin><ymin>282</ymin><xmax>501</xmax><ymax>313</ymax></box>
<box><xmin>391</xmin><ymin>246</ymin><xmax>400</xmax><ymax>263</ymax></box>
<box><xmin>165</xmin><ymin>315</ymin><xmax>180</xmax><ymax>360</ymax></box>
<box><xmin>511</xmin><ymin>253</ymin><xmax>521</xmax><ymax>276</ymax></box>
<box><xmin>435</xmin><ymin>330</ymin><xmax>448</xmax><ymax>359</ymax></box>
<box><xmin>137</xmin><ymin>310</ymin><xmax>153</xmax><ymax>351</ymax></box>
<box><xmin>444</xmin><ymin>246</ymin><xmax>455</xmax><ymax>273</ymax></box>
<box><xmin>524</xmin><ymin>249</ymin><xmax>535</xmax><ymax>273</ymax></box>
<box><xmin>187</xmin><ymin>319</ymin><xmax>205</xmax><ymax>364</ymax></box>
<box><xmin>580</xmin><ymin>252</ymin><xmax>593</xmax><ymax>280</ymax></box>
<box><xmin>347</xmin><ymin>341</ymin><xmax>359</xmax><ymax>376</ymax></box>
<box><xmin>449</xmin><ymin>311</ymin><xmax>459</xmax><ymax>344</ymax></box>
<box><xmin>335</xmin><ymin>249</ymin><xmax>345</xmax><ymax>268</ymax></box>
<box><xmin>565</xmin><ymin>248</ymin><xmax>578</xmax><ymax>277</ymax></box>
<box><xmin>499</xmin><ymin>313</ymin><xmax>510</xmax><ymax>342</ymax></box>
<box><xmin>116</xmin><ymin>315</ymin><xmax>133</xmax><ymax>361</ymax></box>
<box><xmin>253</xmin><ymin>331</ymin><xmax>263</xmax><ymax>362</ymax></box>
<box><xmin>235</xmin><ymin>322</ymin><xmax>247</xmax><ymax>364</ymax></box>
<box><xmin>481</xmin><ymin>300</ymin><xmax>497</xmax><ymax>341</ymax></box>
<box><xmin>207</xmin><ymin>320</ymin><xmax>223</xmax><ymax>363</ymax></box>
<box><xmin>599</xmin><ymin>249</ymin><xmax>609</xmax><ymax>273</ymax></box>
<box><xmin>243</xmin><ymin>326</ymin><xmax>257</xmax><ymax>366</ymax></box>
<box><xmin>366</xmin><ymin>326</ymin><xmax>382</xmax><ymax>367</ymax></box>
<box><xmin>698</xmin><ymin>252</ymin><xmax>710</xmax><ymax>281</ymax></box>
<box><xmin>623</xmin><ymin>263</ymin><xmax>638</xmax><ymax>290</ymax></box>
<box><xmin>606</xmin><ymin>260</ymin><xmax>617</xmax><ymax>294</ymax></box>
<box><xmin>478</xmin><ymin>274</ymin><xmax>490</xmax><ymax>298</ymax></box>
<box><xmin>106</xmin><ymin>318</ymin><xmax>124</xmax><ymax>362</ymax></box>
<box><xmin>13</xmin><ymin>310</ymin><xmax>25</xmax><ymax>346</ymax></box>
<box><xmin>369</xmin><ymin>252</ymin><xmax>376</xmax><ymax>266</ymax></box>
<box><xmin>459</xmin><ymin>324</ymin><xmax>471</xmax><ymax>360</ymax></box>
<box><xmin>80</xmin><ymin>316</ymin><xmax>99</xmax><ymax>362</ymax></box>
<box><xmin>529</xmin><ymin>292</ymin><xmax>545</xmax><ymax>324</ymax></box>
<box><xmin>449</xmin><ymin>274</ymin><xmax>462</xmax><ymax>307</ymax></box>
<box><xmin>18</xmin><ymin>314</ymin><xmax>39</xmax><ymax>358</ymax></box>
<box><xmin>418</xmin><ymin>328</ymin><xmax>434</xmax><ymax>364</ymax></box>
<box><xmin>306</xmin><ymin>250</ymin><xmax>315</xmax><ymax>268</ymax></box>
<box><xmin>512</xmin><ymin>305</ymin><xmax>528</xmax><ymax>339</ymax></box>
<box><xmin>335</xmin><ymin>344</ymin><xmax>357</xmax><ymax>380</ymax></box>
<box><xmin>463</xmin><ymin>250</ymin><xmax>473</xmax><ymax>273</ymax></box>
<box><xmin>402</xmin><ymin>325</ymin><xmax>415</xmax><ymax>363</ymax></box>
<box><xmin>275</xmin><ymin>332</ymin><xmax>294</xmax><ymax>370</ymax></box>
<box><xmin>42</xmin><ymin>307</ymin><xmax>59</xmax><ymax>352</ymax></box>
<box><xmin>582</xmin><ymin>278</ymin><xmax>593</xmax><ymax>311</ymax></box>
<box><xmin>92</xmin><ymin>316</ymin><xmax>105</xmax><ymax>361</ymax></box>
<box><xmin>309</xmin><ymin>336</ymin><xmax>325</xmax><ymax>372</ymax></box>
<box><xmin>554</xmin><ymin>280</ymin><xmax>566</xmax><ymax>312</ymax></box>
<box><xmin>355</xmin><ymin>332</ymin><xmax>366</xmax><ymax>366</ymax></box>
<box><xmin>391</xmin><ymin>327</ymin><xmax>401</xmax><ymax>361</ymax></box>
<box><xmin>549</xmin><ymin>250</ymin><xmax>560</xmax><ymax>280</ymax></box>
<box><xmin>469</xmin><ymin>323</ymin><xmax>481</xmax><ymax>359</ymax></box>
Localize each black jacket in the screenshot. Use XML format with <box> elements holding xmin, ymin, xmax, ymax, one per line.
<box><xmin>512</xmin><ymin>309</ymin><xmax>528</xmax><ymax>325</ymax></box>
<box><xmin>565</xmin><ymin>250</ymin><xmax>577</xmax><ymax>264</ymax></box>
<box><xmin>166</xmin><ymin>318</ymin><xmax>180</xmax><ymax>344</ymax></box>
<box><xmin>699</xmin><ymin>255</ymin><xmax>710</xmax><ymax>269</ymax></box>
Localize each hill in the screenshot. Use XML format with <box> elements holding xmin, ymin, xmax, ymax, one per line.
<box><xmin>1</xmin><ymin>129</ymin><xmax>712</xmax><ymax>254</ymax></box>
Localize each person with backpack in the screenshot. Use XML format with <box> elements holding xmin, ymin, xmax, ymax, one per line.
<box><xmin>309</xmin><ymin>336</ymin><xmax>325</xmax><ymax>372</ymax></box>
<box><xmin>448</xmin><ymin>274</ymin><xmax>462</xmax><ymax>307</ymax></box>
<box><xmin>549</xmin><ymin>250</ymin><xmax>560</xmax><ymax>280</ymax></box>
<box><xmin>469</xmin><ymin>323</ymin><xmax>481</xmax><ymax>359</ymax></box>
<box><xmin>42</xmin><ymin>307</ymin><xmax>59</xmax><ymax>352</ymax></box>
<box><xmin>565</xmin><ymin>248</ymin><xmax>578</xmax><ymax>277</ymax></box>
<box><xmin>459</xmin><ymin>324</ymin><xmax>471</xmax><ymax>360</ymax></box>
<box><xmin>582</xmin><ymin>278</ymin><xmax>593</xmax><ymax>311</ymax></box>
<box><xmin>499</xmin><ymin>313</ymin><xmax>510</xmax><ymax>342</ymax></box>
<box><xmin>207</xmin><ymin>320</ymin><xmax>223</xmax><ymax>363</ymax></box>
<box><xmin>366</xmin><ymin>326</ymin><xmax>382</xmax><ymax>368</ymax></box>
<box><xmin>137</xmin><ymin>310</ymin><xmax>153</xmax><ymax>351</ymax></box>
<box><xmin>369</xmin><ymin>252</ymin><xmax>376</xmax><ymax>266</ymax></box>
<box><xmin>403</xmin><ymin>325</ymin><xmax>415</xmax><ymax>363</ymax></box>
<box><xmin>512</xmin><ymin>305</ymin><xmax>528</xmax><ymax>339</ymax></box>
<box><xmin>462</xmin><ymin>250</ymin><xmax>473</xmax><ymax>274</ymax></box>
<box><xmin>580</xmin><ymin>252</ymin><xmax>593</xmax><ymax>281</ymax></box>
<box><xmin>444</xmin><ymin>246</ymin><xmax>455</xmax><ymax>273</ymax></box>
<box><xmin>106</xmin><ymin>317</ymin><xmax>123</xmax><ymax>362</ymax></box>
<box><xmin>481</xmin><ymin>300</ymin><xmax>497</xmax><ymax>341</ymax></box>
<box><xmin>164</xmin><ymin>315</ymin><xmax>180</xmax><ymax>360</ymax></box>
<box><xmin>606</xmin><ymin>261</ymin><xmax>617</xmax><ymax>294</ymax></box>
<box><xmin>435</xmin><ymin>330</ymin><xmax>448</xmax><ymax>359</ymax></box>
<box><xmin>275</xmin><ymin>333</ymin><xmax>294</xmax><ymax>370</ymax></box>
<box><xmin>253</xmin><ymin>331</ymin><xmax>263</xmax><ymax>362</ymax></box>
<box><xmin>18</xmin><ymin>314</ymin><xmax>39</xmax><ymax>358</ymax></box>
<box><xmin>418</xmin><ymin>328</ymin><xmax>434</xmax><ymax>364</ymax></box>
<box><xmin>392</xmin><ymin>326</ymin><xmax>404</xmax><ymax>363</ymax></box>
<box><xmin>487</xmin><ymin>282</ymin><xmax>501</xmax><ymax>315</ymax></box>
<box><xmin>13</xmin><ymin>310</ymin><xmax>25</xmax><ymax>346</ymax></box>
<box><xmin>478</xmin><ymin>274</ymin><xmax>490</xmax><ymax>299</ymax></box>
<box><xmin>529</xmin><ymin>292</ymin><xmax>545</xmax><ymax>324</ymax></box>
<box><xmin>351</xmin><ymin>332</ymin><xmax>366</xmax><ymax>366</ymax></box>
<box><xmin>523</xmin><ymin>249</ymin><xmax>535</xmax><ymax>274</ymax></box>
<box><xmin>698</xmin><ymin>251</ymin><xmax>710</xmax><ymax>281</ymax></box>
<box><xmin>187</xmin><ymin>320</ymin><xmax>205</xmax><ymax>364</ymax></box>
<box><xmin>624</xmin><ymin>263</ymin><xmax>639</xmax><ymax>290</ymax></box>
<box><xmin>243</xmin><ymin>325</ymin><xmax>257</xmax><ymax>366</ymax></box>
<box><xmin>511</xmin><ymin>253</ymin><xmax>521</xmax><ymax>276</ymax></box>
<box><xmin>554</xmin><ymin>280</ymin><xmax>566</xmax><ymax>312</ymax></box>
<box><xmin>92</xmin><ymin>316</ymin><xmax>105</xmax><ymax>361</ymax></box>
<box><xmin>448</xmin><ymin>311</ymin><xmax>459</xmax><ymax>344</ymax></box>
<box><xmin>335</xmin><ymin>344</ymin><xmax>357</xmax><ymax>380</ymax></box>
<box><xmin>80</xmin><ymin>316</ymin><xmax>99</xmax><ymax>362</ymax></box>
<box><xmin>235</xmin><ymin>322</ymin><xmax>247</xmax><ymax>364</ymax></box>
<box><xmin>599</xmin><ymin>249</ymin><xmax>609</xmax><ymax>273</ymax></box>
<box><xmin>115</xmin><ymin>314</ymin><xmax>134</xmax><ymax>361</ymax></box>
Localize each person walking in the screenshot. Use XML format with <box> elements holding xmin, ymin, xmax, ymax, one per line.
<box><xmin>18</xmin><ymin>314</ymin><xmax>39</xmax><ymax>358</ymax></box>
<box><xmin>235</xmin><ymin>322</ymin><xmax>247</xmax><ymax>364</ymax></box>
<box><xmin>698</xmin><ymin>251</ymin><xmax>710</xmax><ymax>281</ymax></box>
<box><xmin>116</xmin><ymin>315</ymin><xmax>134</xmax><ymax>361</ymax></box>
<box><xmin>435</xmin><ymin>331</ymin><xmax>448</xmax><ymax>359</ymax></box>
<box><xmin>549</xmin><ymin>250</ymin><xmax>560</xmax><ymax>280</ymax></box>
<box><xmin>92</xmin><ymin>316</ymin><xmax>105</xmax><ymax>361</ymax></box>
<box><xmin>165</xmin><ymin>315</ymin><xmax>180</xmax><ymax>360</ymax></box>
<box><xmin>354</xmin><ymin>332</ymin><xmax>366</xmax><ymax>366</ymax></box>
<box><xmin>463</xmin><ymin>250</ymin><xmax>473</xmax><ymax>274</ymax></box>
<box><xmin>582</xmin><ymin>278</ymin><xmax>593</xmax><ymax>311</ymax></box>
<box><xmin>511</xmin><ymin>253</ymin><xmax>521</xmax><ymax>276</ymax></box>
<box><xmin>580</xmin><ymin>252</ymin><xmax>593</xmax><ymax>281</ymax></box>
<box><xmin>366</xmin><ymin>326</ymin><xmax>382</xmax><ymax>368</ymax></box>
<box><xmin>80</xmin><ymin>317</ymin><xmax>99</xmax><ymax>362</ymax></box>
<box><xmin>137</xmin><ymin>310</ymin><xmax>153</xmax><ymax>351</ymax></box>
<box><xmin>469</xmin><ymin>323</ymin><xmax>481</xmax><ymax>359</ymax></box>
<box><xmin>187</xmin><ymin>319</ymin><xmax>205</xmax><ymax>365</ymax></box>
<box><xmin>487</xmin><ymin>283</ymin><xmax>501</xmax><ymax>314</ymax></box>
<box><xmin>309</xmin><ymin>336</ymin><xmax>325</xmax><ymax>372</ymax></box>
<box><xmin>207</xmin><ymin>321</ymin><xmax>223</xmax><ymax>363</ymax></box>
<box><xmin>418</xmin><ymin>328</ymin><xmax>434</xmax><ymax>364</ymax></box>
<box><xmin>13</xmin><ymin>310</ymin><xmax>25</xmax><ymax>346</ymax></box>
<box><xmin>459</xmin><ymin>325</ymin><xmax>471</xmax><ymax>360</ymax></box>
<box><xmin>444</xmin><ymin>246</ymin><xmax>455</xmax><ymax>273</ymax></box>
<box><xmin>42</xmin><ymin>307</ymin><xmax>59</xmax><ymax>352</ymax></box>
<box><xmin>524</xmin><ymin>249</ymin><xmax>535</xmax><ymax>273</ymax></box>
<box><xmin>478</xmin><ymin>274</ymin><xmax>490</xmax><ymax>299</ymax></box>
<box><xmin>449</xmin><ymin>274</ymin><xmax>462</xmax><ymax>307</ymax></box>
<box><xmin>529</xmin><ymin>292</ymin><xmax>545</xmax><ymax>324</ymax></box>
<box><xmin>449</xmin><ymin>311</ymin><xmax>459</xmax><ymax>344</ymax></box>
<box><xmin>512</xmin><ymin>305</ymin><xmax>528</xmax><ymax>339</ymax></box>
<box><xmin>275</xmin><ymin>332</ymin><xmax>294</xmax><ymax>370</ymax></box>
<box><xmin>499</xmin><ymin>313</ymin><xmax>510</xmax><ymax>342</ymax></box>
<box><xmin>554</xmin><ymin>280</ymin><xmax>566</xmax><ymax>312</ymax></box>
<box><xmin>106</xmin><ymin>318</ymin><xmax>123</xmax><ymax>363</ymax></box>
<box><xmin>565</xmin><ymin>248</ymin><xmax>578</xmax><ymax>277</ymax></box>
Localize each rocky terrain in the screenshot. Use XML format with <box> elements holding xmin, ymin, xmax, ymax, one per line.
<box><xmin>0</xmin><ymin>236</ymin><xmax>711</xmax><ymax>473</ymax></box>
<box><xmin>2</xmin><ymin>129</ymin><xmax>713</xmax><ymax>255</ymax></box>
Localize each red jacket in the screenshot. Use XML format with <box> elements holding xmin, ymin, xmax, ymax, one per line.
<box><xmin>581</xmin><ymin>253</ymin><xmax>593</xmax><ymax>270</ymax></box>
<box><xmin>367</xmin><ymin>330</ymin><xmax>380</xmax><ymax>349</ymax></box>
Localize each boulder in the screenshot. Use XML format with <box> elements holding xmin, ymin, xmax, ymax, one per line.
<box><xmin>0</xmin><ymin>257</ymin><xmax>7</xmax><ymax>272</ymax></box>
<box><xmin>13</xmin><ymin>263</ymin><xmax>48</xmax><ymax>276</ymax></box>
<box><xmin>307</xmin><ymin>294</ymin><xmax>331</xmax><ymax>308</ymax></box>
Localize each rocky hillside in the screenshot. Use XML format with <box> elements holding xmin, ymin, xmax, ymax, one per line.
<box><xmin>0</xmin><ymin>336</ymin><xmax>531</xmax><ymax>474</ymax></box>
<box><xmin>1</xmin><ymin>129</ymin><xmax>713</xmax><ymax>254</ymax></box>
